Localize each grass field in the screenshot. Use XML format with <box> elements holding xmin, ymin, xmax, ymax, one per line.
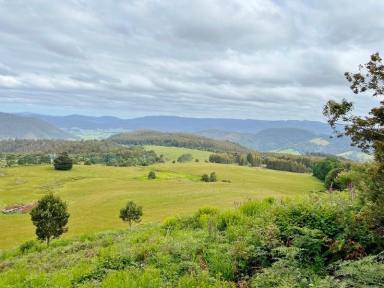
<box><xmin>0</xmin><ymin>161</ymin><xmax>322</xmax><ymax>249</ymax></box>
<box><xmin>144</xmin><ymin>145</ymin><xmax>212</xmax><ymax>161</ymax></box>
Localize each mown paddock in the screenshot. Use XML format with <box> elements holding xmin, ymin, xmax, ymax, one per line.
<box><xmin>144</xmin><ymin>145</ymin><xmax>212</xmax><ymax>161</ymax></box>
<box><xmin>0</xmin><ymin>161</ymin><xmax>322</xmax><ymax>249</ymax></box>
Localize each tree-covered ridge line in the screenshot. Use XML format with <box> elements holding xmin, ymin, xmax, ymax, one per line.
<box><xmin>0</xmin><ymin>139</ymin><xmax>121</xmax><ymax>154</ymax></box>
<box><xmin>0</xmin><ymin>146</ymin><xmax>162</xmax><ymax>168</ymax></box>
<box><xmin>109</xmin><ymin>130</ymin><xmax>250</xmax><ymax>153</ymax></box>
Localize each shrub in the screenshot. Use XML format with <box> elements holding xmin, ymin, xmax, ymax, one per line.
<box><xmin>217</xmin><ymin>211</ymin><xmax>243</xmax><ymax>231</ymax></box>
<box><xmin>148</xmin><ymin>171</ymin><xmax>156</xmax><ymax>180</ymax></box>
<box><xmin>201</xmin><ymin>174</ymin><xmax>210</xmax><ymax>182</ymax></box>
<box><xmin>205</xmin><ymin>247</ymin><xmax>235</xmax><ymax>281</ymax></box>
<box><xmin>209</xmin><ymin>172</ymin><xmax>217</xmax><ymax>182</ymax></box>
<box><xmin>177</xmin><ymin>153</ymin><xmax>193</xmax><ymax>163</ymax></box>
<box><xmin>19</xmin><ymin>240</ymin><xmax>42</xmax><ymax>254</ymax></box>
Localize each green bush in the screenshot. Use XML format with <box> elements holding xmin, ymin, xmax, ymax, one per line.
<box><xmin>148</xmin><ymin>171</ymin><xmax>156</xmax><ymax>180</ymax></box>
<box><xmin>209</xmin><ymin>172</ymin><xmax>217</xmax><ymax>182</ymax></box>
<box><xmin>201</xmin><ymin>174</ymin><xmax>210</xmax><ymax>182</ymax></box>
<box><xmin>177</xmin><ymin>153</ymin><xmax>193</xmax><ymax>163</ymax></box>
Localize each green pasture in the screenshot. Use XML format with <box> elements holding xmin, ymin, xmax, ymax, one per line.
<box><xmin>144</xmin><ymin>145</ymin><xmax>212</xmax><ymax>161</ymax></box>
<box><xmin>0</xmin><ymin>161</ymin><xmax>322</xmax><ymax>249</ymax></box>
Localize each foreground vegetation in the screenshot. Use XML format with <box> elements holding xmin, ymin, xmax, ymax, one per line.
<box><xmin>1</xmin><ymin>196</ymin><xmax>383</xmax><ymax>287</ymax></box>
<box><xmin>0</xmin><ymin>162</ymin><xmax>321</xmax><ymax>249</ymax></box>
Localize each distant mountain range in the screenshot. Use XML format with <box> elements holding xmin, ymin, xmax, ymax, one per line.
<box><xmin>3</xmin><ymin>112</ymin><xmax>371</xmax><ymax>161</ymax></box>
<box><xmin>23</xmin><ymin>113</ymin><xmax>333</xmax><ymax>135</ymax></box>
<box><xmin>0</xmin><ymin>112</ymin><xmax>74</xmax><ymax>140</ymax></box>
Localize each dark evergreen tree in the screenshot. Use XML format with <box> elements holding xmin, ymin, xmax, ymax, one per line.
<box><xmin>54</xmin><ymin>152</ymin><xmax>73</xmax><ymax>171</ymax></box>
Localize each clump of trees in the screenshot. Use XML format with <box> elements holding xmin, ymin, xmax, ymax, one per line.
<box><xmin>30</xmin><ymin>194</ymin><xmax>70</xmax><ymax>246</ymax></box>
<box><xmin>54</xmin><ymin>152</ymin><xmax>73</xmax><ymax>170</ymax></box>
<box><xmin>312</xmin><ymin>157</ymin><xmax>343</xmax><ymax>181</ymax></box>
<box><xmin>177</xmin><ymin>153</ymin><xmax>193</xmax><ymax>163</ymax></box>
<box><xmin>209</xmin><ymin>151</ymin><xmax>317</xmax><ymax>173</ymax></box>
<box><xmin>201</xmin><ymin>172</ymin><xmax>217</xmax><ymax>182</ymax></box>
<box><xmin>119</xmin><ymin>201</ymin><xmax>143</xmax><ymax>228</ymax></box>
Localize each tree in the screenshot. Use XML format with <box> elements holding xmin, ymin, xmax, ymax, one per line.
<box><xmin>323</xmin><ymin>53</ymin><xmax>384</xmax><ymax>235</ymax></box>
<box><xmin>323</xmin><ymin>52</ymin><xmax>384</xmax><ymax>160</ymax></box>
<box><xmin>209</xmin><ymin>172</ymin><xmax>217</xmax><ymax>182</ymax></box>
<box><xmin>148</xmin><ymin>171</ymin><xmax>156</xmax><ymax>179</ymax></box>
<box><xmin>30</xmin><ymin>194</ymin><xmax>70</xmax><ymax>246</ymax></box>
<box><xmin>312</xmin><ymin>158</ymin><xmax>342</xmax><ymax>181</ymax></box>
<box><xmin>54</xmin><ymin>152</ymin><xmax>73</xmax><ymax>171</ymax></box>
<box><xmin>324</xmin><ymin>167</ymin><xmax>343</xmax><ymax>190</ymax></box>
<box><xmin>201</xmin><ymin>174</ymin><xmax>210</xmax><ymax>182</ymax></box>
<box><xmin>119</xmin><ymin>201</ymin><xmax>143</xmax><ymax>228</ymax></box>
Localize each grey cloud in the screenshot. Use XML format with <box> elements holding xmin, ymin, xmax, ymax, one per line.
<box><xmin>0</xmin><ymin>0</ymin><xmax>382</xmax><ymax>120</ymax></box>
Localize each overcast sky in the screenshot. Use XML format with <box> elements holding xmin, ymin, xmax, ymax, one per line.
<box><xmin>0</xmin><ymin>0</ymin><xmax>382</xmax><ymax>120</ymax></box>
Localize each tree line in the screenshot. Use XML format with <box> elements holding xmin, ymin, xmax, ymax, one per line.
<box><xmin>208</xmin><ymin>151</ymin><xmax>331</xmax><ymax>173</ymax></box>
<box><xmin>0</xmin><ymin>146</ymin><xmax>163</xmax><ymax>168</ymax></box>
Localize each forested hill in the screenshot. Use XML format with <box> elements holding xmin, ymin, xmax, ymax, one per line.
<box><xmin>109</xmin><ymin>130</ymin><xmax>249</xmax><ymax>152</ymax></box>
<box><xmin>0</xmin><ymin>112</ymin><xmax>74</xmax><ymax>140</ymax></box>
<box><xmin>198</xmin><ymin>128</ymin><xmax>369</xmax><ymax>161</ymax></box>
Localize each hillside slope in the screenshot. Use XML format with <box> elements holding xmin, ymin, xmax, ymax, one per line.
<box><xmin>199</xmin><ymin>128</ymin><xmax>369</xmax><ymax>161</ymax></box>
<box><xmin>0</xmin><ymin>112</ymin><xmax>74</xmax><ymax>140</ymax></box>
<box><xmin>109</xmin><ymin>130</ymin><xmax>249</xmax><ymax>152</ymax></box>
<box><xmin>1</xmin><ymin>196</ymin><xmax>382</xmax><ymax>287</ymax></box>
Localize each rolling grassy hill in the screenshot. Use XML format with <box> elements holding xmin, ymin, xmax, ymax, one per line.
<box><xmin>0</xmin><ymin>161</ymin><xmax>321</xmax><ymax>249</ymax></box>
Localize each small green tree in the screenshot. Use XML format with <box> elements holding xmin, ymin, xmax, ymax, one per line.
<box><xmin>54</xmin><ymin>152</ymin><xmax>73</xmax><ymax>171</ymax></box>
<box><xmin>30</xmin><ymin>194</ymin><xmax>70</xmax><ymax>246</ymax></box>
<box><xmin>119</xmin><ymin>201</ymin><xmax>143</xmax><ymax>228</ymax></box>
<box><xmin>148</xmin><ymin>171</ymin><xmax>156</xmax><ymax>179</ymax></box>
<box><xmin>209</xmin><ymin>172</ymin><xmax>217</xmax><ymax>182</ymax></box>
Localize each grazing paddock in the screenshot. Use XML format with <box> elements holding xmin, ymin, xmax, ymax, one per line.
<box><xmin>0</xmin><ymin>162</ymin><xmax>322</xmax><ymax>249</ymax></box>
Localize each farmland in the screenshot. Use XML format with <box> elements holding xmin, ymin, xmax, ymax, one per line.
<box><xmin>0</xmin><ymin>160</ymin><xmax>321</xmax><ymax>249</ymax></box>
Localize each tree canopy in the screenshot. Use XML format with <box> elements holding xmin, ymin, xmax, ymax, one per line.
<box><xmin>30</xmin><ymin>194</ymin><xmax>70</xmax><ymax>245</ymax></box>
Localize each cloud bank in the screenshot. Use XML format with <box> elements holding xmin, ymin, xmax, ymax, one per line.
<box><xmin>0</xmin><ymin>0</ymin><xmax>383</xmax><ymax>120</ymax></box>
